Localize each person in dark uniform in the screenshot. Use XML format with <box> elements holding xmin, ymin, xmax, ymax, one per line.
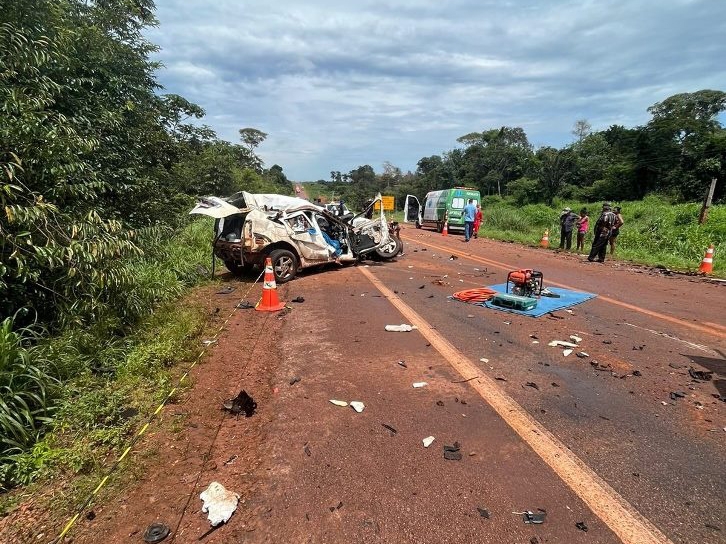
<box><xmin>608</xmin><ymin>206</ymin><xmax>624</xmax><ymax>255</ymax></box>
<box><xmin>558</xmin><ymin>207</ymin><xmax>578</xmax><ymax>250</ymax></box>
<box><xmin>587</xmin><ymin>202</ymin><xmax>617</xmax><ymax>262</ymax></box>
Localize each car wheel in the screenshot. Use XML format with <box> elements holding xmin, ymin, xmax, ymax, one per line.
<box><xmin>224</xmin><ymin>260</ymin><xmax>255</xmax><ymax>276</ymax></box>
<box><xmin>436</xmin><ymin>221</ymin><xmax>443</xmax><ymax>233</ymax></box>
<box><xmin>268</xmin><ymin>249</ymin><xmax>298</xmax><ymax>283</ymax></box>
<box><xmin>374</xmin><ymin>236</ymin><xmax>403</xmax><ymax>260</ymax></box>
<box><xmin>415</xmin><ymin>220</ymin><xmax>422</xmax><ymax>229</ymax></box>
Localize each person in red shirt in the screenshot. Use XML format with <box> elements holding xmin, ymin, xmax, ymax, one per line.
<box><xmin>473</xmin><ymin>205</ymin><xmax>483</xmax><ymax>239</ymax></box>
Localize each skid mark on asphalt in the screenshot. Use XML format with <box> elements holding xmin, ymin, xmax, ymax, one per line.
<box><xmin>360</xmin><ymin>266</ymin><xmax>673</xmax><ymax>544</ymax></box>
<box><xmin>403</xmin><ymin>235</ymin><xmax>726</xmax><ymax>339</ymax></box>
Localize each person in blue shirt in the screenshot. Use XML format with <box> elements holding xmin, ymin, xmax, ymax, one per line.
<box><xmin>463</xmin><ymin>199</ymin><xmax>477</xmax><ymax>242</ymax></box>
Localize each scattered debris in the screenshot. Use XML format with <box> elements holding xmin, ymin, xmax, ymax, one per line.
<box><xmin>575</xmin><ymin>351</ymin><xmax>589</xmax><ymax>358</ymax></box>
<box><xmin>143</xmin><ymin>522</ymin><xmax>170</xmax><ymax>543</ymax></box>
<box><xmin>688</xmin><ymin>367</ymin><xmax>713</xmax><ymax>381</ymax></box>
<box><xmin>350</xmin><ymin>401</ymin><xmax>365</xmax><ymax>413</ymax></box>
<box><xmin>551</xmin><ymin>382</ymin><xmax>560</xmax><ymax>387</ymax></box>
<box><xmin>397</xmin><ymin>360</ymin><xmax>408</xmax><ymax>368</ymax></box>
<box><xmin>590</xmin><ymin>361</ymin><xmax>612</xmax><ymax>372</ymax></box>
<box><xmin>479</xmin><ymin>358</ymin><xmax>489</xmax><ymax>363</ymax></box>
<box><xmin>570</xmin><ymin>335</ymin><xmax>582</xmax><ymax>343</ymax></box>
<box><xmin>436</xmin><ymin>400</ymin><xmax>444</xmax><ymax>406</ymax></box>
<box><xmin>236</xmin><ymin>301</ymin><xmax>255</xmax><ymax>309</ymax></box>
<box><xmin>303</xmin><ymin>445</ymin><xmax>312</xmax><ymax>457</ymax></box>
<box><xmin>419</xmin><ymin>285</ymin><xmax>426</xmax><ymax>289</ymax></box>
<box><xmin>202</xmin><ymin>339</ymin><xmax>217</xmax><ymax>346</ymax></box>
<box><xmin>575</xmin><ymin>521</ymin><xmax>589</xmax><ymax>532</ymax></box>
<box><xmin>477</xmin><ymin>507</ymin><xmax>490</xmax><ymax>519</ymax></box>
<box><xmin>216</xmin><ymin>286</ymin><xmax>236</xmax><ymax>295</ymax></box>
<box><xmin>520</xmin><ymin>510</ymin><xmax>547</xmax><ymax>524</ymax></box>
<box><xmin>412</xmin><ymin>382</ymin><xmax>428</xmax><ymax>388</ymax></box>
<box><xmin>467</xmin><ymin>314</ymin><xmax>475</xmax><ymax>318</ymax></box>
<box><xmin>661</xmin><ymin>401</ymin><xmax>669</xmax><ymax>406</ymax></box>
<box><xmin>222</xmin><ymin>390</ymin><xmax>257</xmax><ymax>417</ymax></box>
<box><xmin>289</xmin><ymin>376</ymin><xmax>301</xmax><ymax>386</ymax></box>
<box><xmin>563</xmin><ymin>349</ymin><xmax>573</xmax><ymax>357</ymax></box>
<box><xmin>548</xmin><ymin>340</ymin><xmax>578</xmax><ymax>348</ymax></box>
<box><xmin>670</xmin><ymin>391</ymin><xmax>686</xmax><ymax>401</ymax></box>
<box><xmin>200</xmin><ymin>482</ymin><xmax>240</xmax><ymax>526</ymax></box>
<box><xmin>382</xmin><ymin>423</ymin><xmax>397</xmax><ymax>435</ymax></box>
<box><xmin>385</xmin><ymin>324</ymin><xmax>418</xmax><ymax>332</ymax></box>
<box><xmin>328</xmin><ymin>501</ymin><xmax>344</xmax><ymax>512</ymax></box>
<box><xmin>669</xmin><ymin>362</ymin><xmax>683</xmax><ymax>369</ymax></box>
<box><xmin>291</xmin><ymin>296</ymin><xmax>305</xmax><ymax>303</ymax></box>
<box><xmin>525</xmin><ymin>382</ymin><xmax>539</xmax><ymax>390</ymax></box>
<box><xmin>632</xmin><ymin>370</ymin><xmax>642</xmax><ymax>377</ymax></box>
<box><xmin>443</xmin><ymin>442</ymin><xmax>462</xmax><ymax>460</ymax></box>
<box><xmin>223</xmin><ymin>455</ymin><xmax>238</xmax><ymax>465</ymax></box>
<box><xmin>329</xmin><ymin>399</ymin><xmax>348</xmax><ymax>407</ymax></box>
<box><xmin>422</xmin><ymin>436</ymin><xmax>435</xmax><ymax>448</ymax></box>
<box><xmin>449</xmin><ymin>255</ymin><xmax>458</xmax><ymax>260</ymax></box>
<box><xmin>602</xmin><ymin>340</ymin><xmax>613</xmax><ymax>345</ymax></box>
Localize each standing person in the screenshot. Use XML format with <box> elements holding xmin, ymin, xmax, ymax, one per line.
<box><xmin>558</xmin><ymin>207</ymin><xmax>578</xmax><ymax>250</ymax></box>
<box><xmin>587</xmin><ymin>202</ymin><xmax>617</xmax><ymax>262</ymax></box>
<box><xmin>473</xmin><ymin>204</ymin><xmax>483</xmax><ymax>239</ymax></box>
<box><xmin>575</xmin><ymin>208</ymin><xmax>589</xmax><ymax>253</ymax></box>
<box><xmin>608</xmin><ymin>206</ymin><xmax>624</xmax><ymax>255</ymax></box>
<box><xmin>463</xmin><ymin>199</ymin><xmax>477</xmax><ymax>242</ymax></box>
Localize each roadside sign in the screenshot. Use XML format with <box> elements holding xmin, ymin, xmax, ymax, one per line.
<box><xmin>374</xmin><ymin>195</ymin><xmax>395</xmax><ymax>211</ymax></box>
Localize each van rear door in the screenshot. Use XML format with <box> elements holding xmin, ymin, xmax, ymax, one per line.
<box><xmin>404</xmin><ymin>195</ymin><xmax>421</xmax><ymax>224</ymax></box>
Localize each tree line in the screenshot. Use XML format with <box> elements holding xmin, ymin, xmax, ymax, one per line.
<box><xmin>318</xmin><ymin>90</ymin><xmax>725</xmax><ymax>210</ymax></box>
<box><xmin>1</xmin><ymin>0</ymin><xmax>291</xmax><ymax>328</ymax></box>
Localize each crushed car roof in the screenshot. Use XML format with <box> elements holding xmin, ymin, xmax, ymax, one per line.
<box><xmin>190</xmin><ymin>192</ymin><xmax>323</xmax><ymax>219</ymax></box>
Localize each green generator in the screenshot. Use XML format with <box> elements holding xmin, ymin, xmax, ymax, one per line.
<box><xmin>490</xmin><ymin>292</ymin><xmax>538</xmax><ymax>311</ymax></box>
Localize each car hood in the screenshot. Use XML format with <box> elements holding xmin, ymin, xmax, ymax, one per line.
<box><xmin>190</xmin><ymin>192</ymin><xmax>322</xmax><ymax>219</ymax></box>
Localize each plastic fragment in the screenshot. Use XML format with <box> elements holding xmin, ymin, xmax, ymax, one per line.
<box><xmin>200</xmin><ymin>482</ymin><xmax>239</xmax><ymax>526</ymax></box>
<box><xmin>329</xmin><ymin>399</ymin><xmax>348</xmax><ymax>407</ymax></box>
<box><xmin>412</xmin><ymin>382</ymin><xmax>428</xmax><ymax>388</ymax></box>
<box><xmin>349</xmin><ymin>401</ymin><xmax>365</xmax><ymax>412</ymax></box>
<box><xmin>385</xmin><ymin>324</ymin><xmax>418</xmax><ymax>332</ymax></box>
<box><xmin>548</xmin><ymin>340</ymin><xmax>578</xmax><ymax>348</ymax></box>
<box><xmin>422</xmin><ymin>436</ymin><xmax>435</xmax><ymax>448</ymax></box>
<box><xmin>479</xmin><ymin>358</ymin><xmax>489</xmax><ymax>363</ymax></box>
<box><xmin>563</xmin><ymin>349</ymin><xmax>573</xmax><ymax>357</ymax></box>
<box><xmin>570</xmin><ymin>335</ymin><xmax>583</xmax><ymax>343</ymax></box>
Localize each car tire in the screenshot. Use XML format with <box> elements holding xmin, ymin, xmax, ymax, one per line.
<box><xmin>374</xmin><ymin>236</ymin><xmax>403</xmax><ymax>260</ymax></box>
<box><xmin>436</xmin><ymin>221</ymin><xmax>443</xmax><ymax>233</ymax></box>
<box><xmin>268</xmin><ymin>249</ymin><xmax>298</xmax><ymax>283</ymax></box>
<box><xmin>415</xmin><ymin>220</ymin><xmax>422</xmax><ymax>229</ymax></box>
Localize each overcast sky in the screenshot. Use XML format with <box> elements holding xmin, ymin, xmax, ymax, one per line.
<box><xmin>147</xmin><ymin>0</ymin><xmax>726</xmax><ymax>181</ymax></box>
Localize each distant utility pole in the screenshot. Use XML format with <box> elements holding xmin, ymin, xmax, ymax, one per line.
<box><xmin>698</xmin><ymin>177</ymin><xmax>718</xmax><ymax>224</ymax></box>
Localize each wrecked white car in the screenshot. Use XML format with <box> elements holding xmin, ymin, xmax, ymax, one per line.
<box><xmin>190</xmin><ymin>192</ymin><xmax>392</xmax><ymax>283</ymax></box>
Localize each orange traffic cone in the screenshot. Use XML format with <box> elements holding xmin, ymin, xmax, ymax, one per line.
<box><xmin>540</xmin><ymin>229</ymin><xmax>549</xmax><ymax>248</ymax></box>
<box><xmin>256</xmin><ymin>258</ymin><xmax>286</xmax><ymax>311</ymax></box>
<box><xmin>442</xmin><ymin>220</ymin><xmax>448</xmax><ymax>236</ymax></box>
<box><xmin>698</xmin><ymin>244</ymin><xmax>714</xmax><ymax>274</ymax></box>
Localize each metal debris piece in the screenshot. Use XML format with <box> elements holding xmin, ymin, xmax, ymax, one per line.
<box><xmin>477</xmin><ymin>507</ymin><xmax>490</xmax><ymax>519</ymax></box>
<box><xmin>385</xmin><ymin>324</ymin><xmax>418</xmax><ymax>332</ymax></box>
<box><xmin>412</xmin><ymin>382</ymin><xmax>428</xmax><ymax>388</ymax></box>
<box><xmin>329</xmin><ymin>399</ymin><xmax>348</xmax><ymax>407</ymax></box>
<box><xmin>443</xmin><ymin>442</ymin><xmax>462</xmax><ymax>460</ymax></box>
<box><xmin>576</xmin><ymin>351</ymin><xmax>589</xmax><ymax>358</ymax></box>
<box><xmin>200</xmin><ymin>482</ymin><xmax>240</xmax><ymax>526</ymax></box>
<box><xmin>304</xmin><ymin>445</ymin><xmax>312</xmax><ymax>457</ymax></box>
<box><xmin>479</xmin><ymin>357</ymin><xmax>489</xmax><ymax>363</ymax></box>
<box><xmin>350</xmin><ymin>401</ymin><xmax>365</xmax><ymax>413</ymax></box>
<box><xmin>570</xmin><ymin>335</ymin><xmax>582</xmax><ymax>343</ymax></box>
<box><xmin>522</xmin><ymin>510</ymin><xmax>547</xmax><ymax>524</ymax></box>
<box><xmin>525</xmin><ymin>382</ymin><xmax>539</xmax><ymax>390</ymax></box>
<box><xmin>216</xmin><ymin>286</ymin><xmax>236</xmax><ymax>294</ymax></box>
<box><xmin>563</xmin><ymin>349</ymin><xmax>573</xmax><ymax>357</ymax></box>
<box><xmin>670</xmin><ymin>391</ymin><xmax>686</xmax><ymax>401</ymax></box>
<box><xmin>397</xmin><ymin>360</ymin><xmax>408</xmax><ymax>368</ymax></box>
<box><xmin>575</xmin><ymin>521</ymin><xmax>588</xmax><ymax>532</ymax></box>
<box><xmin>422</xmin><ymin>436</ymin><xmax>435</xmax><ymax>448</ymax></box>
<box><xmin>143</xmin><ymin>522</ymin><xmax>170</xmax><ymax>543</ymax></box>
<box><xmin>688</xmin><ymin>367</ymin><xmax>713</xmax><ymax>381</ymax></box>
<box><xmin>289</xmin><ymin>376</ymin><xmax>301</xmax><ymax>386</ymax></box>
<box><xmin>548</xmin><ymin>340</ymin><xmax>578</xmax><ymax>348</ymax></box>
<box><xmin>632</xmin><ymin>370</ymin><xmax>642</xmax><ymax>377</ymax></box>
<box><xmin>291</xmin><ymin>296</ymin><xmax>305</xmax><ymax>303</ymax></box>
<box><xmin>236</xmin><ymin>301</ymin><xmax>254</xmax><ymax>309</ymax></box>
<box><xmin>222</xmin><ymin>390</ymin><xmax>257</xmax><ymax>417</ymax></box>
<box><xmin>382</xmin><ymin>423</ymin><xmax>397</xmax><ymax>435</ymax></box>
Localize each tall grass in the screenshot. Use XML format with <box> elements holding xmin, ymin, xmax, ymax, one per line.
<box><xmin>0</xmin><ymin>218</ymin><xmax>214</xmax><ymax>490</ymax></box>
<box><xmin>478</xmin><ymin>196</ymin><xmax>725</xmax><ymax>274</ymax></box>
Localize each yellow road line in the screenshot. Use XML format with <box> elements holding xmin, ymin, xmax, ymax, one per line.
<box><xmin>403</xmin><ymin>234</ymin><xmax>725</xmax><ymax>339</ymax></box>
<box><xmin>360</xmin><ymin>266</ymin><xmax>673</xmax><ymax>544</ymax></box>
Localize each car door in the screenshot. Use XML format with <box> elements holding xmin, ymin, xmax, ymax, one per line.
<box><xmin>404</xmin><ymin>195</ymin><xmax>421</xmax><ymax>223</ymax></box>
<box><xmin>284</xmin><ymin>211</ymin><xmax>332</xmax><ymax>262</ymax></box>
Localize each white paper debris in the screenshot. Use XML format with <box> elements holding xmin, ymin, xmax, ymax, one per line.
<box><xmin>412</xmin><ymin>382</ymin><xmax>428</xmax><ymax>388</ymax></box>
<box><xmin>563</xmin><ymin>349</ymin><xmax>573</xmax><ymax>357</ymax></box>
<box><xmin>385</xmin><ymin>324</ymin><xmax>418</xmax><ymax>332</ymax></box>
<box><xmin>532</xmin><ymin>340</ymin><xmax>540</xmax><ymax>344</ymax></box>
<box><xmin>565</xmin><ymin>309</ymin><xmax>574</xmax><ymax>314</ymax></box>
<box><xmin>480</xmin><ymin>358</ymin><xmax>489</xmax><ymax>363</ymax></box>
<box><xmin>202</xmin><ymin>339</ymin><xmax>217</xmax><ymax>346</ymax></box>
<box><xmin>350</xmin><ymin>401</ymin><xmax>365</xmax><ymax>413</ymax></box>
<box><xmin>422</xmin><ymin>436</ymin><xmax>435</xmax><ymax>448</ymax></box>
<box><xmin>570</xmin><ymin>335</ymin><xmax>583</xmax><ymax>343</ymax></box>
<box><xmin>548</xmin><ymin>340</ymin><xmax>579</xmax><ymax>348</ymax></box>
<box><xmin>661</xmin><ymin>401</ymin><xmax>668</xmax><ymax>406</ymax></box>
<box><xmin>329</xmin><ymin>399</ymin><xmax>348</xmax><ymax>407</ymax></box>
<box><xmin>200</xmin><ymin>482</ymin><xmax>239</xmax><ymax>526</ymax></box>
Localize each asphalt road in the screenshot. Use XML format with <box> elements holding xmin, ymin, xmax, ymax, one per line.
<box><xmin>34</xmin><ymin>225</ymin><xmax>724</xmax><ymax>544</ymax></box>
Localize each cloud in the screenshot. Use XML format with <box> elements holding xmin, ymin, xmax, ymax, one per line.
<box><xmin>146</xmin><ymin>0</ymin><xmax>726</xmax><ymax>180</ymax></box>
